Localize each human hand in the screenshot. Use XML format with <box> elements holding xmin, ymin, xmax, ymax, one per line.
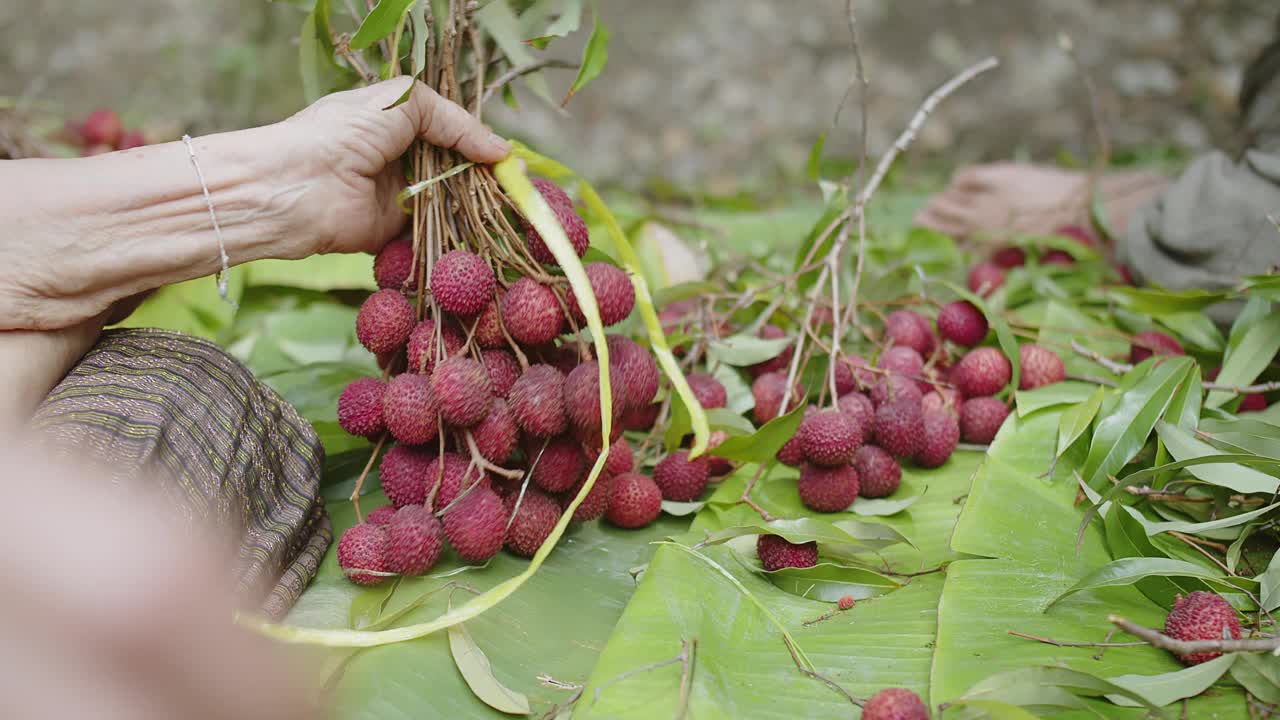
<box><xmin>277</xmin><ymin>78</ymin><xmax>511</xmax><ymax>257</ymax></box>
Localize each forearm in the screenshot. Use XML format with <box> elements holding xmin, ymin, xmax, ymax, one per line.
<box><xmin>0</xmin><ymin>320</ymin><xmax>104</xmax><ymax>430</ymax></box>
<box><xmin>0</xmin><ymin>123</ymin><xmax>312</xmax><ymax>330</ymax></box>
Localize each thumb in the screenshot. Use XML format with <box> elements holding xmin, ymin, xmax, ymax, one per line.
<box><xmin>394</xmin><ymin>79</ymin><xmax>511</xmax><ymax>163</ymax></box>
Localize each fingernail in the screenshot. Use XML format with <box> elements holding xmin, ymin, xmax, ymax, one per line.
<box><xmin>489</xmin><ymin>132</ymin><xmax>512</xmax><ymax>156</ymax></box>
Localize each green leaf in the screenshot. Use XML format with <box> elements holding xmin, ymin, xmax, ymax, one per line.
<box><xmin>562</xmin><ymin>11</ymin><xmax>609</xmax><ymax>105</ymax></box>
<box><xmin>409</xmin><ymin>0</ymin><xmax>427</xmax><ymax>76</ymax></box>
<box><xmin>1199</xmin><ymin>416</ymin><xmax>1280</xmax><ymax>458</ymax></box>
<box><xmin>792</xmin><ymin>193</ymin><xmax>846</xmax><ymax>291</ymax></box>
<box><xmin>1056</xmin><ymin>386</ymin><xmax>1105</xmax><ymax>457</ymax></box>
<box><xmin>349</xmin><ymin>578</ymin><xmax>401</xmax><ymax>629</ymax></box>
<box><xmin>299</xmin><ymin>0</ymin><xmax>358</xmax><ymax>102</ymax></box>
<box><xmin>944</xmin><ymin>700</ymin><xmax>1042</xmax><ymax>719</ymax></box>
<box><xmin>246</xmin><ymin>255</ymin><xmax>377</xmax><ymax>292</ymax></box>
<box><xmin>709</xmin><ymin>404</ymin><xmax>805</xmax><ymax>463</ymax></box>
<box><xmin>1232</xmin><ymin>653</ymin><xmax>1280</xmax><ymax>704</ymax></box>
<box><xmin>1081</xmin><ymin>357</ymin><xmax>1194</xmax><ymax>488</ymax></box>
<box><xmin>1111</xmin><ymin>286</ymin><xmax>1228</xmax><ymax>314</ymax></box>
<box><xmin>1260</xmin><ymin>547</ymin><xmax>1280</xmax><ymax>612</ymax></box>
<box><xmin>1154</xmin><ymin>421</ymin><xmax>1280</xmax><ymax>494</ymax></box>
<box><xmin>476</xmin><ymin>0</ymin><xmax>555</xmax><ymax>105</ymax></box>
<box><xmin>447</xmin><ymin>621</ymin><xmax>532</xmax><ymax>715</ymax></box>
<box><xmin>1119</xmin><ymin>500</ymin><xmax>1280</xmax><ymax>538</ymax></box>
<box><xmin>704</xmin><ymin>407</ymin><xmax>756</xmax><ymax>435</ymax></box>
<box><xmin>958</xmin><ymin>666</ymin><xmax>1157</xmax><ymax>713</ymax></box>
<box><xmin>806</xmin><ymin>132</ymin><xmax>827</xmax><ymax>182</ymax></box>
<box><xmin>661</xmin><ymin>500</ymin><xmax>706</xmax><ymax>517</ymax></box>
<box><xmin>1046</xmin><ymin>557</ymin><xmax>1233</xmax><ymax>608</ymax></box>
<box><xmin>848</xmin><ymin>493</ymin><xmax>922</xmax><ymax>517</ymax></box>
<box><xmin>760</xmin><ymin>562</ymin><xmax>901</xmax><ymax>602</ymax></box>
<box><xmin>350</xmin><ymin>0</ymin><xmax>415</xmax><ymax>51</ymax></box>
<box><xmin>706</xmin><ymin>333</ymin><xmax>792</xmax><ymax>367</ymax></box>
<box><xmin>524</xmin><ymin>0</ymin><xmax>583</xmax><ymax>48</ymax></box>
<box><xmin>1014</xmin><ymin>381</ymin><xmax>1095</xmax><ymax>417</ymax></box>
<box><xmin>1208</xmin><ymin>309</ymin><xmax>1280</xmax><ymax>408</ymax></box>
<box><xmin>1154</xmin><ymin>310</ymin><xmax>1224</xmax><ymax>351</ymax></box>
<box><xmin>651</xmin><ymin>281</ymin><xmax>719</xmax><ymax>308</ymax></box>
<box><xmin>1106</xmin><ymin>654</ymin><xmax>1237</xmax><ymax>707</ymax></box>
<box><xmin>1162</xmin><ymin>361</ymin><xmax>1202</xmax><ymax>431</ymax></box>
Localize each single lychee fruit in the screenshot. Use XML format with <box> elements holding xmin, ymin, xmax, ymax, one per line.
<box><xmin>937</xmin><ymin>301</ymin><xmax>988</xmax><ymax>347</ymax></box>
<box><xmin>386</xmin><ymin>505</ymin><xmax>444</xmax><ymax>576</ymax></box>
<box><xmin>1055</xmin><ymin>224</ymin><xmax>1096</xmax><ymax>248</ymax></box>
<box><xmin>752</xmin><ymin>371</ymin><xmax>803</xmax><ymax>424</ymax></box>
<box><xmin>442</xmin><ymin>485</ymin><xmax>507</xmax><ymax>563</ymax></box>
<box><xmin>429</xmin><ymin>453</ymin><xmax>486</xmax><ymax>512</ymax></box>
<box><xmin>337</xmin><ymin>523</ymin><xmax>390</xmax><ymax>585</ymax></box>
<box><xmin>564</xmin><ymin>360</ymin><xmax>626</xmax><ymax>433</ymax></box>
<box><xmin>871</xmin><ymin>375</ymin><xmax>924</xmax><ymax>409</ymax></box>
<box><xmin>587</xmin><ymin>437</ymin><xmax>635</xmax><ymax>477</ymax></box>
<box><xmin>366</xmin><ymin>505</ymin><xmax>397</xmax><ymax>526</ymax></box>
<box><xmin>748</xmin><ymin>325</ymin><xmax>794</xmax><ymax>376</ymax></box>
<box><xmin>605</xmin><ymin>472</ymin><xmax>663</xmax><ymax>528</ymax></box>
<box><xmin>885</xmin><ymin>310</ymin><xmax>936</xmax><ymax>357</ymax></box>
<box><xmin>544</xmin><ymin>343</ymin><xmax>583</xmax><ymax>376</ymax></box>
<box><xmin>481</xmin><ymin>349</ymin><xmax>521</xmax><ymax>398</ymax></box>
<box><xmin>471</xmin><ymin>398</ymin><xmax>518</xmax><ymax>464</ymax></box>
<box><xmin>862</xmin><ymin>688</ymin><xmax>929</xmax><ymax>720</ymax></box>
<box><xmin>523</xmin><ymin>178</ymin><xmax>590</xmax><ymax>264</ymax></box>
<box><xmin>374</xmin><ymin>237</ymin><xmax>414</xmax><ymax>290</ymax></box>
<box><xmin>382</xmin><ymin>374</ymin><xmax>440</xmax><ymax>446</ymax></box>
<box><xmin>504</xmin><ymin>489</ymin><xmax>561</xmax><ymax>558</ymax></box>
<box><xmin>430</xmin><ymin>249</ymin><xmax>495</xmax><ymax>317</ymax></box>
<box><xmin>501</xmin><ymin>278</ymin><xmax>563</xmax><ymax>345</ymax></box>
<box><xmin>82</xmin><ymin>108</ymin><xmax>123</xmax><ymax>147</ymax></box>
<box><xmin>1163</xmin><ymin>592</ymin><xmax>1241</xmax><ymax>665</ymax></box>
<box><xmin>432</xmin><ymin>357</ymin><xmax>493</xmax><ymax>428</ymax></box>
<box><xmin>873</xmin><ymin>400</ymin><xmax>925</xmax><ymax>458</ymax></box>
<box><xmin>338</xmin><ymin>377</ymin><xmax>387</xmax><ymax>439</ymax></box>
<box><xmin>622</xmin><ymin>402</ymin><xmax>661</xmax><ymax>432</ymax></box>
<box><xmin>1130</xmin><ymin>330</ymin><xmax>1185</xmax><ymax>363</ymax></box>
<box><xmin>356</xmin><ymin>289</ymin><xmax>415</xmax><ymax>355</ymax></box>
<box><xmin>530</xmin><ymin>437</ymin><xmax>586</xmax><ymax>493</ymax></box>
<box><xmin>777</xmin><ymin>432</ymin><xmax>806</xmax><ymax>467</ymax></box>
<box><xmin>953</xmin><ymin>347</ymin><xmax>1012</xmax><ymax>398</ymax></box>
<box><xmin>704</xmin><ymin>431</ymin><xmax>735</xmax><ymax>476</ymax></box>
<box><xmin>915</xmin><ymin>408</ymin><xmax>960</xmax><ymax>468</ymax></box>
<box><xmin>1115</xmin><ymin>264</ymin><xmax>1136</xmax><ymax>285</ymax></box>
<box><xmin>920</xmin><ymin>387</ymin><xmax>964</xmax><ymax>417</ymax></box>
<box><xmin>1041</xmin><ymin>249</ymin><xmax>1075</xmax><ymax>266</ymax></box>
<box><xmin>605</xmin><ymin>335</ymin><xmax>660</xmax><ymax>409</ymax></box>
<box><xmin>379</xmin><ymin>444</ymin><xmax>434</xmax><ymax>507</ymax></box>
<box><xmin>834</xmin><ymin>355</ymin><xmax>875</xmax><ymax>394</ymax></box>
<box><xmin>879</xmin><ymin>346</ymin><xmax>926</xmax><ymax>384</ymax></box>
<box><xmin>756</xmin><ymin>534</ymin><xmax>818</xmax><ymax>571</ymax></box>
<box><xmin>960</xmin><ymin>396</ymin><xmax>1010</xmax><ymax>444</ymax></box>
<box><xmin>508</xmin><ymin>364</ymin><xmax>568</xmax><ymax>437</ymax></box>
<box><xmin>687</xmin><ymin>372</ymin><xmax>728</xmax><ymax>409</ymax></box>
<box><xmin>991</xmin><ymin>246</ymin><xmax>1026</xmax><ymax>268</ymax></box>
<box><xmin>653</xmin><ymin>450</ymin><xmax>710</xmax><ymax>501</ymax></box>
<box><xmin>854</xmin><ymin>445</ymin><xmax>902</xmax><ymax>498</ymax></box>
<box><xmin>798</xmin><ymin>463</ymin><xmax>860</xmax><ymax>513</ymax></box>
<box><xmin>837</xmin><ymin>595</ymin><xmax>856</xmax><ymax>611</ymax></box>
<box><xmin>406</xmin><ymin>318</ymin><xmax>465</xmax><ymax>374</ymax></box>
<box><xmin>837</xmin><ymin>393</ymin><xmax>875</xmax><ymax>445</ymax></box>
<box><xmin>798</xmin><ymin>409</ymin><xmax>862</xmax><ymax>467</ymax></box>
<box><xmin>472</xmin><ymin>291</ymin><xmax>507</xmax><ymax>349</ymax></box>
<box><xmin>116</xmin><ymin>129</ymin><xmax>147</xmax><ymax>151</ymax></box>
<box><xmin>1240</xmin><ymin>393</ymin><xmax>1269</xmax><ymax>412</ymax></box>
<box><xmin>567</xmin><ymin>262</ymin><xmax>635</xmax><ymax>327</ymax></box>
<box><xmin>561</xmin><ymin>472</ymin><xmax>613</xmax><ymax>522</ymax></box>
<box><xmin>1018</xmin><ymin>343</ymin><xmax>1066</xmax><ymax>390</ymax></box>
<box><xmin>967</xmin><ymin>262</ymin><xmax>1005</xmax><ymax>298</ymax></box>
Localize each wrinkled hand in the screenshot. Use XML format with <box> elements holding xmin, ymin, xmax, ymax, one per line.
<box><xmin>281</xmin><ymin>78</ymin><xmax>511</xmax><ymax>256</ymax></box>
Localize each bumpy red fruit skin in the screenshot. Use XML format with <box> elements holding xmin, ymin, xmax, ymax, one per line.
<box><xmin>472</xmin><ymin>398</ymin><xmax>518</xmax><ymax>464</ymax></box>
<box><xmin>567</xmin><ymin>262</ymin><xmax>635</xmax><ymax>327</ymax></box>
<box><xmin>798</xmin><ymin>463</ymin><xmax>860</xmax><ymax>513</ymax></box>
<box><xmin>431</xmin><ymin>250</ymin><xmax>495</xmax><ymax>317</ymax></box>
<box><xmin>1130</xmin><ymin>330</ymin><xmax>1185</xmax><ymax>363</ymax></box>
<box><xmin>862</xmin><ymin>688</ymin><xmax>929</xmax><ymax>720</ymax></box>
<box><xmin>622</xmin><ymin>402</ymin><xmax>661</xmax><ymax>432</ymax></box>
<box><xmin>879</xmin><ymin>346</ymin><xmax>926</xmax><ymax>390</ymax></box>
<box><xmin>871</xmin><ymin>375</ymin><xmax>924</xmax><ymax>409</ymax></box>
<box><xmin>777</xmin><ymin>433</ymin><xmax>806</xmax><ymax>467</ymax></box>
<box><xmin>756</xmin><ymin>534</ymin><xmax>818</xmax><ymax>571</ymax></box>
<box><xmin>854</xmin><ymin>445</ymin><xmax>902</xmax><ymax>498</ymax></box>
<box><xmin>588</xmin><ymin>438</ymin><xmax>635</xmax><ymax>477</ymax></box>
<box><xmin>502</xmin><ymin>278</ymin><xmax>563</xmax><ymax>345</ymax></box>
<box><xmin>356</xmin><ymin>289</ymin><xmax>416</xmax><ymax>355</ymax></box>
<box><xmin>837</xmin><ymin>595</ymin><xmax>856</xmax><ymax>611</ymax></box>
<box><xmin>915</xmin><ymin>408</ymin><xmax>960</xmax><ymax>468</ymax></box>
<box><xmin>960</xmin><ymin>396</ymin><xmax>1010</xmax><ymax>444</ymax></box>
<box><xmin>885</xmin><ymin>310</ymin><xmax>935</xmax><ymax>357</ymax></box>
<box><xmin>374</xmin><ymin>238</ymin><xmax>414</xmax><ymax>290</ymax></box>
<box><xmin>839</xmin><ymin>355</ymin><xmax>877</xmax><ymax>391</ymax></box>
<box><xmin>561</xmin><ymin>473</ymin><xmax>612</xmax><ymax>522</ymax></box>
<box><xmin>937</xmin><ymin>300</ymin><xmax>989</xmax><ymax>347</ymax></box>
<box><xmin>704</xmin><ymin>431</ymin><xmax>734</xmax><ymax>476</ymax></box>
<box><xmin>531</xmin><ymin>437</ymin><xmax>586</xmax><ymax>493</ymax></box>
<box><xmin>748</xmin><ymin>325</ymin><xmax>794</xmax><ymax>376</ymax></box>
<box><xmin>504</xmin><ymin>490</ymin><xmax>561</xmax><ymax>558</ymax></box>
<box><xmin>338</xmin><ymin>523</ymin><xmax>390</xmax><ymax>586</ymax></box>
<box><xmin>472</xmin><ymin>291</ymin><xmax>507</xmax><ymax>349</ymax></box>
<box><xmin>799</xmin><ymin>409</ymin><xmax>862</xmax><ymax>467</ymax></box>
<box><xmin>509</xmin><ymin>365</ymin><xmax>568</xmax><ymax>437</ymax></box>
<box><xmin>366</xmin><ymin>505</ymin><xmax>396</xmax><ymax>526</ymax></box>
<box><xmin>752</xmin><ymin>371</ymin><xmax>802</xmax><ymax>424</ymax></box>
<box><xmin>991</xmin><ymin>246</ymin><xmax>1026</xmax><ymax>268</ymax></box>
<box><xmin>1240</xmin><ymin>393</ymin><xmax>1269</xmax><ymax>412</ymax></box>
<box><xmin>481</xmin><ymin>349</ymin><xmax>520</xmax><ymax>398</ymax></box>
<box><xmin>338</xmin><ymin>377</ymin><xmax>387</xmax><ymax>438</ymax></box>
<box><xmin>382</xmin><ymin>374</ymin><xmax>440</xmax><ymax>446</ymax></box>
<box><xmin>921</xmin><ymin>387</ymin><xmax>964</xmax><ymax>417</ymax></box>
<box><xmin>564</xmin><ymin>361</ymin><xmax>625</xmax><ymax>434</ymax></box>
<box><xmin>653</xmin><ymin>450</ymin><xmax>710</xmax><ymax>502</ymax></box>
<box><xmin>1163</xmin><ymin>592</ymin><xmax>1241</xmax><ymax>665</ymax></box>
<box><xmin>406</xmin><ymin>318</ymin><xmax>465</xmax><ymax>375</ymax></box>
<box><xmin>1018</xmin><ymin>343</ymin><xmax>1066</xmax><ymax>390</ymax></box>
<box><xmin>429</xmin><ymin>453</ymin><xmax>487</xmax><ymax>512</ymax></box>
<box><xmin>443</xmin><ymin>486</ymin><xmax>508</xmax><ymax>563</ymax></box>
<box><xmin>432</xmin><ymin>357</ymin><xmax>494</xmax><ymax>428</ymax></box>
<box><xmin>379</xmin><ymin>444</ymin><xmax>435</xmax><ymax>508</ymax></box>
<box><xmin>82</xmin><ymin>108</ymin><xmax>123</xmax><ymax>147</ymax></box>
<box><xmin>386</xmin><ymin>505</ymin><xmax>444</xmax><ymax>576</ymax></box>
<box><xmin>686</xmin><ymin>372</ymin><xmax>728</xmax><ymax>409</ymax></box>
<box><xmin>524</xmin><ymin>178</ymin><xmax>590</xmax><ymax>264</ymax></box>
<box><xmin>837</xmin><ymin>393</ymin><xmax>875</xmax><ymax>445</ymax></box>
<box><xmin>967</xmin><ymin>262</ymin><xmax>1005</xmax><ymax>298</ymax></box>
<box><xmin>606</xmin><ymin>472</ymin><xmax>663</xmax><ymax>528</ymax></box>
<box><xmin>873</xmin><ymin>400</ymin><xmax>926</xmax><ymax>458</ymax></box>
<box><xmin>605</xmin><ymin>335</ymin><xmax>660</xmax><ymax>410</ymax></box>
<box><xmin>953</xmin><ymin>347</ymin><xmax>1012</xmax><ymax>398</ymax></box>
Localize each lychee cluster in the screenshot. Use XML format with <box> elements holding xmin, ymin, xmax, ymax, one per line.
<box><xmin>62</xmin><ymin>107</ymin><xmax>151</xmax><ymax>156</ymax></box>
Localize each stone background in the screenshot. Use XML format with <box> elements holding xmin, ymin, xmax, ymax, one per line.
<box><xmin>2</xmin><ymin>0</ymin><xmax>1275</xmax><ymax>190</ymax></box>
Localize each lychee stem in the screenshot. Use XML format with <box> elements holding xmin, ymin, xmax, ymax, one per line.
<box><xmin>349</xmin><ymin>433</ymin><xmax>388</xmax><ymax>522</ymax></box>
<box><xmin>463</xmin><ymin>431</ymin><xmax>524</xmax><ymax>479</ymax></box>
<box><xmin>1110</xmin><ymin>615</ymin><xmax>1279</xmax><ymax>655</ymax></box>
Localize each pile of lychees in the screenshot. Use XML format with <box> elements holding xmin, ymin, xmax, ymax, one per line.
<box><xmin>334</xmin><ymin>178</ymin><xmax>678</xmax><ymax>585</ymax></box>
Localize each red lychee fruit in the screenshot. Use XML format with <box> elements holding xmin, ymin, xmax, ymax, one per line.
<box><xmin>356</xmin><ymin>289</ymin><xmax>415</xmax><ymax>355</ymax></box>
<box><xmin>374</xmin><ymin>237</ymin><xmax>414</xmax><ymax>290</ymax></box>
<box><xmin>756</xmin><ymin>534</ymin><xmax>818</xmax><ymax>571</ymax></box>
<box><xmin>429</xmin><ymin>453</ymin><xmax>486</xmax><ymax>512</ymax></box>
<box><xmin>991</xmin><ymin>246</ymin><xmax>1026</xmax><ymax>268</ymax></box>
<box><xmin>871</xmin><ymin>375</ymin><xmax>924</xmax><ymax>409</ymax></box>
<box><xmin>837</xmin><ymin>595</ymin><xmax>856</xmax><ymax>611</ymax></box>
<box><xmin>560</xmin><ymin>473</ymin><xmax>613</xmax><ymax>522</ymax></box>
<box><xmin>837</xmin><ymin>392</ymin><xmax>875</xmax><ymax>445</ymax></box>
<box><xmin>622</xmin><ymin>402</ymin><xmax>661</xmax><ymax>432</ymax></box>
<box><xmin>747</xmin><ymin>325</ymin><xmax>794</xmax><ymax>377</ymax></box>
<box><xmin>587</xmin><ymin>437</ymin><xmax>635</xmax><ymax>477</ymax></box>
<box><xmin>834</xmin><ymin>355</ymin><xmax>875</xmax><ymax>394</ymax></box>
<box><xmin>1018</xmin><ymin>343</ymin><xmax>1066</xmax><ymax>390</ymax></box>
<box><xmin>504</xmin><ymin>489</ymin><xmax>561</xmax><ymax>558</ymax></box>
<box><xmin>687</xmin><ymin>372</ymin><xmax>728</xmax><ymax>409</ymax></box>
<box><xmin>530</xmin><ymin>437</ymin><xmax>586</xmax><ymax>493</ymax></box>
<box><xmin>879</xmin><ymin>346</ymin><xmax>926</xmax><ymax>383</ymax></box>
<box><xmin>379</xmin><ymin>444</ymin><xmax>434</xmax><ymax>508</ymax></box>
<box><xmin>472</xmin><ymin>291</ymin><xmax>507</xmax><ymax>349</ymax></box>
<box><xmin>567</xmin><ymin>262</ymin><xmax>635</xmax><ymax>327</ymax></box>
<box><xmin>481</xmin><ymin>349</ymin><xmax>520</xmax><ymax>398</ymax></box>
<box><xmin>605</xmin><ymin>472</ymin><xmax>663</xmax><ymax>528</ymax></box>
<box><xmin>1055</xmin><ymin>224</ymin><xmax>1096</xmax><ymax>248</ymax></box>
<box><xmin>442</xmin><ymin>485</ymin><xmax>508</xmax><ymax>563</ymax></box>
<box><xmin>752</xmin><ymin>371</ymin><xmax>803</xmax><ymax>424</ymax></box>
<box><xmin>1163</xmin><ymin>591</ymin><xmax>1241</xmax><ymax>666</ymax></box>
<box><xmin>798</xmin><ymin>409</ymin><xmax>862</xmax><ymax>467</ymax></box>
<box><xmin>406</xmin><ymin>318</ymin><xmax>465</xmax><ymax>374</ymax></box>
<box><xmin>1130</xmin><ymin>330</ymin><xmax>1185</xmax><ymax>363</ymax></box>
<box><xmin>885</xmin><ymin>310</ymin><xmax>936</xmax><ymax>357</ymax></box>
<box><xmin>873</xmin><ymin>400</ymin><xmax>926</xmax><ymax>458</ymax></box>
<box><xmin>430</xmin><ymin>249</ymin><xmax>495</xmax><ymax>317</ymax></box>
<box><xmin>471</xmin><ymin>398</ymin><xmax>518</xmax><ymax>464</ymax></box>
<box><xmin>501</xmin><ymin>278</ymin><xmax>563</xmax><ymax>346</ymax></box>
<box><xmin>1241</xmin><ymin>393</ymin><xmax>1269</xmax><ymax>412</ymax></box>
<box><xmin>653</xmin><ymin>450</ymin><xmax>710</xmax><ymax>502</ymax></box>
<box><xmin>508</xmin><ymin>364</ymin><xmax>568</xmax><ymax>437</ymax></box>
<box><xmin>798</xmin><ymin>463</ymin><xmax>860</xmax><ymax>512</ymax></box>
<box><xmin>854</xmin><ymin>445</ymin><xmax>902</xmax><ymax>498</ymax></box>
<box><xmin>862</xmin><ymin>688</ymin><xmax>929</xmax><ymax>720</ymax></box>
<box><xmin>1041</xmin><ymin>249</ymin><xmax>1075</xmax><ymax>266</ymax></box>
<box><xmin>920</xmin><ymin>387</ymin><xmax>964</xmax><ymax>417</ymax></box>
<box><xmin>704</xmin><ymin>431</ymin><xmax>734</xmax><ymax>476</ymax></box>
<box><xmin>386</xmin><ymin>505</ymin><xmax>444</xmax><ymax>576</ymax></box>
<box><xmin>960</xmin><ymin>396</ymin><xmax>1010</xmax><ymax>444</ymax></box>
<box><xmin>523</xmin><ymin>178</ymin><xmax>590</xmax><ymax>264</ymax></box>
<box><xmin>116</xmin><ymin>130</ymin><xmax>147</xmax><ymax>150</ymax></box>
<box><xmin>1115</xmin><ymin>264</ymin><xmax>1136</xmax><ymax>285</ymax></box>
<box><xmin>338</xmin><ymin>377</ymin><xmax>387</xmax><ymax>439</ymax></box>
<box><xmin>967</xmin><ymin>262</ymin><xmax>1005</xmax><ymax>298</ymax></box>
<box><xmin>82</xmin><ymin>108</ymin><xmax>123</xmax><ymax>147</ymax></box>
<box><xmin>337</xmin><ymin>523</ymin><xmax>390</xmax><ymax>586</ymax></box>
<box><xmin>432</xmin><ymin>357</ymin><xmax>493</xmax><ymax>428</ymax></box>
<box><xmin>777</xmin><ymin>432</ymin><xmax>806</xmax><ymax>467</ymax></box>
<box><xmin>953</xmin><ymin>347</ymin><xmax>1012</xmax><ymax>398</ymax></box>
<box><xmin>382</xmin><ymin>373</ymin><xmax>440</xmax><ymax>446</ymax></box>
<box><xmin>605</xmin><ymin>335</ymin><xmax>660</xmax><ymax>410</ymax></box>
<box><xmin>564</xmin><ymin>360</ymin><xmax>626</xmax><ymax>433</ymax></box>
<box><xmin>366</xmin><ymin>505</ymin><xmax>396</xmax><ymax>526</ymax></box>
<box><xmin>915</xmin><ymin>408</ymin><xmax>960</xmax><ymax>468</ymax></box>
<box><xmin>937</xmin><ymin>300</ymin><xmax>988</xmax><ymax>347</ymax></box>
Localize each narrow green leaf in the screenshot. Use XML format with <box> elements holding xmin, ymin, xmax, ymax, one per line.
<box><xmin>1046</xmin><ymin>557</ymin><xmax>1232</xmax><ymax>608</ymax></box>
<box><xmin>792</xmin><ymin>193</ymin><xmax>846</xmax><ymax>291</ymax></box>
<box><xmin>299</xmin><ymin>0</ymin><xmax>357</xmax><ymax>102</ymax></box>
<box><xmin>351</xmin><ymin>0</ymin><xmax>416</xmax><ymax>50</ymax></box>
<box><xmin>706</xmin><ymin>333</ymin><xmax>792</xmax><ymax>367</ymax></box>
<box><xmin>1232</xmin><ymin>653</ymin><xmax>1280</xmax><ymax>705</ymax></box>
<box><xmin>1056</xmin><ymin>386</ymin><xmax>1105</xmax><ymax>457</ymax></box>
<box><xmin>524</xmin><ymin>0</ymin><xmax>583</xmax><ymax>48</ymax></box>
<box><xmin>447</xmin><ymin>621</ymin><xmax>533</xmax><ymax>714</ymax></box>
<box><xmin>710</xmin><ymin>403</ymin><xmax>805</xmax><ymax>463</ymax></box>
<box><xmin>1162</xmin><ymin>361</ymin><xmax>1202</xmax><ymax>430</ymax></box>
<box><xmin>396</xmin><ymin>162</ymin><xmax>474</xmax><ymax>211</ymax></box>
<box><xmin>698</xmin><ymin>516</ymin><xmax>905</xmax><ymax>552</ymax></box>
<box><xmin>806</xmin><ymin>132</ymin><xmax>827</xmax><ymax>182</ymax></box>
<box><xmin>945</xmin><ymin>700</ymin><xmax>1043</xmax><ymax>720</ymax></box>
<box><xmin>849</xmin><ymin>493</ymin><xmax>921</xmax><ymax>517</ymax></box>
<box><xmin>652</xmin><ymin>281</ymin><xmax>720</xmax><ymax>308</ymax></box>
<box><xmin>762</xmin><ymin>562</ymin><xmax>901</xmax><ymax>602</ymax></box>
<box><xmin>476</xmin><ymin>0</ymin><xmax>555</xmax><ymax>105</ymax></box>
<box><xmin>1199</xmin><ymin>417</ymin><xmax>1280</xmax><ymax>458</ymax></box>
<box><xmin>1208</xmin><ymin>311</ymin><xmax>1280</xmax><ymax>407</ymax></box>
<box><xmin>1120</xmin><ymin>501</ymin><xmax>1280</xmax><ymax>538</ymax></box>
<box><xmin>1015</xmin><ymin>381</ymin><xmax>1095</xmax><ymax>417</ymax></box>
<box><xmin>1081</xmin><ymin>357</ymin><xmax>1194</xmax><ymax>487</ymax></box>
<box><xmin>960</xmin><ymin>666</ymin><xmax>1158</xmax><ymax>712</ymax></box>
<box><xmin>409</xmin><ymin>0</ymin><xmax>427</xmax><ymax>76</ymax></box>
<box><xmin>660</xmin><ymin>500</ymin><xmax>706</xmax><ymax>517</ymax></box>
<box><xmin>704</xmin><ymin>407</ymin><xmax>757</xmax><ymax>435</ymax></box>
<box><xmin>1259</xmin><ymin>547</ymin><xmax>1280</xmax><ymax>612</ymax></box>
<box><xmin>1155</xmin><ymin>421</ymin><xmax>1280</xmax><ymax>494</ymax></box>
<box><xmin>1106</xmin><ymin>654</ymin><xmax>1236</xmax><ymax>707</ymax></box>
<box><xmin>1155</xmin><ymin>311</ymin><xmax>1224</xmax><ymax>352</ymax></box>
<box><xmin>562</xmin><ymin>12</ymin><xmax>609</xmax><ymax>105</ymax></box>
<box><xmin>1111</xmin><ymin>286</ymin><xmax>1228</xmax><ymax>314</ymax></box>
<box><xmin>349</xmin><ymin>577</ymin><xmax>401</xmax><ymax>629</ymax></box>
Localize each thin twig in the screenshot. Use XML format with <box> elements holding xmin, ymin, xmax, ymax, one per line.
<box><xmin>349</xmin><ymin>434</ymin><xmax>388</xmax><ymax>521</ymax></box>
<box><xmin>675</xmin><ymin>639</ymin><xmax>696</xmax><ymax>720</ymax></box>
<box><xmin>481</xmin><ymin>59</ymin><xmax>579</xmax><ymax>103</ymax></box>
<box><xmin>1111</xmin><ymin>615</ymin><xmax>1278</xmax><ymax>654</ymax></box>
<box><xmin>1071</xmin><ymin>340</ymin><xmax>1133</xmax><ymax>375</ymax></box>
<box><xmin>1008</xmin><ymin>630</ymin><xmax>1147</xmax><ymax>649</ymax></box>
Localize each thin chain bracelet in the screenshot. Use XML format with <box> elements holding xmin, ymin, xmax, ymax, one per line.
<box><xmin>182</xmin><ymin>133</ymin><xmax>236</xmax><ymax>308</ymax></box>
